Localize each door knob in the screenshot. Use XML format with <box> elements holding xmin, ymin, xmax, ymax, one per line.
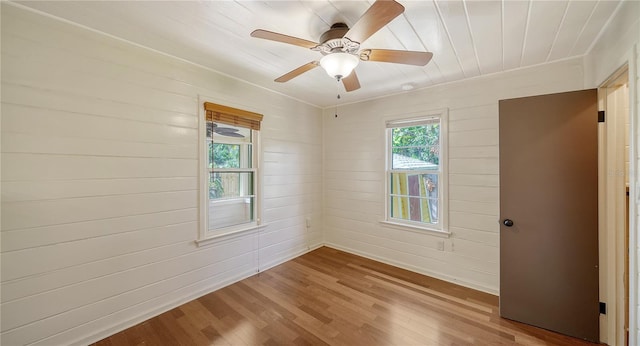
<box><xmin>503</xmin><ymin>219</ymin><xmax>514</xmax><ymax>227</ymax></box>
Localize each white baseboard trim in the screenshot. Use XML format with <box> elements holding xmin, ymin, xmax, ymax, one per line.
<box><xmin>65</xmin><ymin>243</ymin><xmax>322</xmax><ymax>346</ymax></box>
<box><xmin>323</xmin><ymin>242</ymin><xmax>499</xmax><ymax>296</ymax></box>
<box><xmin>66</xmin><ymin>268</ymin><xmax>256</xmax><ymax>346</ymax></box>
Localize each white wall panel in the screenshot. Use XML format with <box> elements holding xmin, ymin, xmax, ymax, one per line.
<box><xmin>449</xmin><ymin>145</ymin><xmax>498</xmax><ymax>159</ymax></box>
<box><xmin>450</xmin><ymin>226</ymin><xmax>498</xmax><ymax>245</ymax></box>
<box><xmin>449</xmin><ymin>185</ymin><xmax>498</xmax><ymax>203</ymax></box>
<box><xmin>324</xmin><ymin>58</ymin><xmax>586</xmax><ymax>294</ymax></box>
<box><xmin>448</xmin><ymin>212</ymin><xmax>497</xmax><ymax>233</ymax></box>
<box><xmin>1</xmin><ymin>208</ymin><xmax>197</xmax><ymax>252</ymax></box>
<box><xmin>2</xmin><ymin>177</ymin><xmax>197</xmax><ymax>202</ymax></box>
<box><xmin>449</xmin><ymin>129</ymin><xmax>498</xmax><ymax>147</ymax></box>
<box><xmin>3</xmin><ymin>190</ymin><xmax>197</xmax><ymax>230</ymax></box>
<box><xmin>2</xmin><ymin>84</ymin><xmax>198</xmax><ymax>129</ymax></box>
<box><xmin>2</xmin><ymin>221</ymin><xmax>196</xmax><ymax>281</ymax></box>
<box><xmin>449</xmin><ymin>158</ymin><xmax>499</xmax><ymax>175</ymax></box>
<box><xmin>3</xmin><ymin>244</ymin><xmax>256</xmax><ymax>345</ymax></box>
<box><xmin>0</xmin><ymin>4</ymin><xmax>322</xmax><ymax>345</ymax></box>
<box><xmin>449</xmin><ymin>200</ymin><xmax>498</xmax><ymax>216</ymax></box>
<box><xmin>2</xmin><ymin>240</ymin><xmax>195</xmax><ymax>302</ymax></box>
<box><xmin>1</xmin><ymin>104</ymin><xmax>197</xmax><ymax>147</ymax></box>
<box><xmin>449</xmin><ymin>173</ymin><xmax>499</xmax><ymax>187</ymax></box>
<box><xmin>449</xmin><ymin>116</ymin><xmax>498</xmax><ymax>132</ymax></box>
<box><xmin>2</xmin><ymin>154</ymin><xmax>197</xmax><ymax>181</ymax></box>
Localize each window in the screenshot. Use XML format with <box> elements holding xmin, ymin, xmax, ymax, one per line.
<box><xmin>385</xmin><ymin>112</ymin><xmax>447</xmax><ymax>233</ymax></box>
<box><xmin>201</xmin><ymin>102</ymin><xmax>263</xmax><ymax>239</ymax></box>
<box><xmin>207</xmin><ymin>123</ymin><xmax>255</xmax><ymax>229</ymax></box>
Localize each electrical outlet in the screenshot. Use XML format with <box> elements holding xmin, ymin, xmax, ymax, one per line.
<box><xmin>305</xmin><ymin>217</ymin><xmax>311</xmax><ymax>229</ymax></box>
<box><xmin>437</xmin><ymin>240</ymin><xmax>444</xmax><ymax>251</ymax></box>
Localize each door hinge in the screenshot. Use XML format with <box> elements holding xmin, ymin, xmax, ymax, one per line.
<box><xmin>598</xmin><ymin>110</ymin><xmax>605</xmax><ymax>123</ymax></box>
<box><xmin>599</xmin><ymin>302</ymin><xmax>606</xmax><ymax>314</ymax></box>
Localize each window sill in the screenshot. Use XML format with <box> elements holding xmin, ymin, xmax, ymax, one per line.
<box><xmin>196</xmin><ymin>223</ymin><xmax>268</xmax><ymax>247</ymax></box>
<box><xmin>379</xmin><ymin>220</ymin><xmax>451</xmax><ymax>238</ymax></box>
<box><xmin>209</xmin><ymin>198</ymin><xmax>251</xmax><ymax>206</ymax></box>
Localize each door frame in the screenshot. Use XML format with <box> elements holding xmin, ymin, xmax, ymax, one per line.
<box><xmin>598</xmin><ymin>65</ymin><xmax>631</xmax><ymax>345</ymax></box>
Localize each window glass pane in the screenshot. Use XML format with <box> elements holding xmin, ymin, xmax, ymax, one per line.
<box><xmin>207</xmin><ymin>122</ymin><xmax>251</xmax><ymax>140</ymax></box>
<box><xmin>211</xmin><ymin>144</ymin><xmax>240</xmax><ymax>168</ymax></box>
<box><xmin>209</xmin><ymin>172</ymin><xmax>253</xmax><ymax>199</ymax></box>
<box><xmin>207</xmin><ymin>122</ymin><xmax>252</xmax><ymax>170</ymax></box>
<box><xmin>390</xmin><ymin>173</ymin><xmax>438</xmax><ymax>224</ymax></box>
<box><xmin>391</xmin><ymin>124</ymin><xmax>440</xmax><ymax>170</ymax></box>
<box><xmin>204</xmin><ymin>117</ymin><xmax>258</xmax><ymax>234</ymax></box>
<box><xmin>392</xmin><ymin>147</ymin><xmax>439</xmax><ymax>169</ymax></box>
<box><xmin>209</xmin><ymin>196</ymin><xmax>255</xmax><ymax>230</ymax></box>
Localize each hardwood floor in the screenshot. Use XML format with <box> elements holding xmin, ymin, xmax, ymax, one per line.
<box><xmin>94</xmin><ymin>247</ymin><xmax>598</xmax><ymax>345</ymax></box>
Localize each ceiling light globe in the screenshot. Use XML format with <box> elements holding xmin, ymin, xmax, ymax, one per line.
<box><xmin>320</xmin><ymin>53</ymin><xmax>359</xmax><ymax>80</ymax></box>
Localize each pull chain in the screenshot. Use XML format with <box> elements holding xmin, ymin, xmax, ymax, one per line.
<box><xmin>335</xmin><ymin>78</ymin><xmax>341</xmax><ymax>118</ymax></box>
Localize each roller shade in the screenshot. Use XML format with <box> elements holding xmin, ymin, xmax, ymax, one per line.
<box><xmin>204</xmin><ymin>102</ymin><xmax>263</xmax><ymax>131</ymax></box>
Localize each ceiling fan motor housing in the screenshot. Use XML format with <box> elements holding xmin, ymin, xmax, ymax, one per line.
<box><xmin>319</xmin><ymin>23</ymin><xmax>349</xmax><ymax>44</ymax></box>
<box><xmin>314</xmin><ymin>23</ymin><xmax>360</xmax><ymax>55</ymax></box>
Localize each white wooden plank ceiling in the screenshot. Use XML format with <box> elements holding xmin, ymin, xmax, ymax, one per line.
<box><xmin>14</xmin><ymin>0</ymin><xmax>622</xmax><ymax>108</ymax></box>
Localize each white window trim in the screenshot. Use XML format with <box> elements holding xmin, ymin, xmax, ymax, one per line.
<box><xmin>198</xmin><ymin>96</ymin><xmax>263</xmax><ymax>244</ymax></box>
<box><xmin>195</xmin><ymin>223</ymin><xmax>267</xmax><ymax>247</ymax></box>
<box><xmin>379</xmin><ymin>220</ymin><xmax>451</xmax><ymax>237</ymax></box>
<box><xmin>382</xmin><ymin>109</ymin><xmax>449</xmax><ymax>235</ymax></box>
<box><xmin>210</xmin><ymin>196</ymin><xmax>255</xmax><ymax>205</ymax></box>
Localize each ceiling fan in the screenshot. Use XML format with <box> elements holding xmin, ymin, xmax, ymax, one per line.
<box><xmin>250</xmin><ymin>0</ymin><xmax>433</xmax><ymax>92</ymax></box>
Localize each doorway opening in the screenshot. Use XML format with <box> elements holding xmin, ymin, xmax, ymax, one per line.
<box><xmin>598</xmin><ymin>65</ymin><xmax>630</xmax><ymax>346</ymax></box>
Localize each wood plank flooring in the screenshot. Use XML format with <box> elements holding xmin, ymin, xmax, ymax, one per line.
<box><xmin>93</xmin><ymin>247</ymin><xmax>599</xmax><ymax>345</ymax></box>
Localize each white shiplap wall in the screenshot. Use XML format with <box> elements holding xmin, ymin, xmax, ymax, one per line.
<box><xmin>0</xmin><ymin>4</ymin><xmax>322</xmax><ymax>345</ymax></box>
<box><xmin>323</xmin><ymin>58</ymin><xmax>586</xmax><ymax>294</ymax></box>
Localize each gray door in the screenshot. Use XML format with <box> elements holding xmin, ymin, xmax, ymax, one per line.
<box><xmin>499</xmin><ymin>89</ymin><xmax>599</xmax><ymax>342</ymax></box>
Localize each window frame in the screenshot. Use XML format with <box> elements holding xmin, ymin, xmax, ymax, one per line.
<box><xmin>382</xmin><ymin>110</ymin><xmax>449</xmax><ymax>235</ymax></box>
<box><xmin>198</xmin><ymin>98</ymin><xmax>264</xmax><ymax>244</ymax></box>
<box><xmin>208</xmin><ymin>131</ymin><xmax>256</xmax><ymax>213</ymax></box>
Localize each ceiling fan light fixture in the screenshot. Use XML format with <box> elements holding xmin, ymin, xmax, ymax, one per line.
<box><xmin>320</xmin><ymin>52</ymin><xmax>359</xmax><ymax>80</ymax></box>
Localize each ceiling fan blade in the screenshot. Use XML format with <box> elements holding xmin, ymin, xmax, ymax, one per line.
<box><xmin>344</xmin><ymin>0</ymin><xmax>404</xmax><ymax>44</ymax></box>
<box><xmin>215</xmin><ymin>128</ymin><xmax>240</xmax><ymax>133</ymax></box>
<box><xmin>360</xmin><ymin>49</ymin><xmax>433</xmax><ymax>66</ymax></box>
<box><xmin>250</xmin><ymin>29</ymin><xmax>318</xmax><ymax>49</ymax></box>
<box><xmin>342</xmin><ymin>71</ymin><xmax>361</xmax><ymax>92</ymax></box>
<box><xmin>275</xmin><ymin>61</ymin><xmax>320</xmax><ymax>83</ymax></box>
<box><xmin>217</xmin><ymin>132</ymin><xmax>245</xmax><ymax>138</ymax></box>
